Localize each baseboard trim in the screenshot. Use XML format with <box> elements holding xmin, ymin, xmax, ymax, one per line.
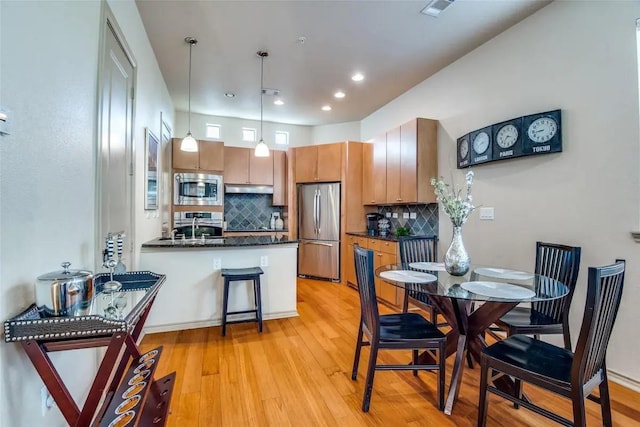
<box><xmin>609</xmin><ymin>369</ymin><xmax>640</xmax><ymax>393</ymax></box>
<box><xmin>142</xmin><ymin>310</ymin><xmax>299</xmax><ymax>335</ymax></box>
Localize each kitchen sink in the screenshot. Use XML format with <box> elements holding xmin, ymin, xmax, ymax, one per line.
<box><xmin>158</xmin><ymin>237</ymin><xmax>225</xmax><ymax>244</ymax></box>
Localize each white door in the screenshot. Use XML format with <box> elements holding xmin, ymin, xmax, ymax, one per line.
<box><xmin>97</xmin><ymin>20</ymin><xmax>135</xmax><ymax>270</ymax></box>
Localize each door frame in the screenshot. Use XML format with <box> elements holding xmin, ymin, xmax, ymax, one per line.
<box><xmin>95</xmin><ymin>4</ymin><xmax>137</xmax><ymax>271</ymax></box>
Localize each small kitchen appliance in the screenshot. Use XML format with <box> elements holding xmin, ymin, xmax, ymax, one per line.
<box><xmin>174</xmin><ymin>172</ymin><xmax>222</xmax><ymax>206</ymax></box>
<box><xmin>366</xmin><ymin>213</ymin><xmax>385</xmax><ymax>236</ymax></box>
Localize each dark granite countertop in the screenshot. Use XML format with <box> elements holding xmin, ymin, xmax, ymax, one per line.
<box><xmin>346</xmin><ymin>231</ymin><xmax>438</xmax><ymax>242</ymax></box>
<box><xmin>142</xmin><ymin>235</ymin><xmax>298</xmax><ymax>248</ymax></box>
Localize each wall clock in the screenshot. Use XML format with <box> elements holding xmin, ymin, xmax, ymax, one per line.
<box><xmin>522</xmin><ymin>109</ymin><xmax>562</xmax><ymax>155</ymax></box>
<box><xmin>492</xmin><ymin>117</ymin><xmax>523</xmax><ymax>159</ymax></box>
<box><xmin>457</xmin><ymin>135</ymin><xmax>470</xmax><ymax>168</ymax></box>
<box><xmin>469</xmin><ymin>126</ymin><xmax>493</xmax><ymax>165</ymax></box>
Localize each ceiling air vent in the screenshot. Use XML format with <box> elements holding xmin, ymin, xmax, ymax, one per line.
<box><xmin>420</xmin><ymin>0</ymin><xmax>455</xmax><ymax>17</ymax></box>
<box><xmin>262</xmin><ymin>88</ymin><xmax>280</xmax><ymax>97</ymax></box>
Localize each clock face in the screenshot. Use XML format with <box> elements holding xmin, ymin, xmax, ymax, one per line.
<box><xmin>527</xmin><ymin>117</ymin><xmax>558</xmax><ymax>143</ymax></box>
<box><xmin>472</xmin><ymin>132</ymin><xmax>490</xmax><ymax>154</ymax></box>
<box><xmin>459</xmin><ymin>138</ymin><xmax>469</xmax><ymax>159</ymax></box>
<box><xmin>496</xmin><ymin>124</ymin><xmax>519</xmax><ymax>149</ymax></box>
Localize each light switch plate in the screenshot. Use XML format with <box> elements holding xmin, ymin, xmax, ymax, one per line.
<box><xmin>392</xmin><ymin>212</ymin><xmax>398</xmax><ymax>218</ymax></box>
<box><xmin>479</xmin><ymin>207</ymin><xmax>495</xmax><ymax>220</ymax></box>
<box><xmin>385</xmin><ymin>212</ymin><xmax>392</xmax><ymax>218</ymax></box>
<box><xmin>402</xmin><ymin>212</ymin><xmax>409</xmax><ymax>219</ymax></box>
<box><xmin>409</xmin><ymin>212</ymin><xmax>417</xmax><ymax>219</ymax></box>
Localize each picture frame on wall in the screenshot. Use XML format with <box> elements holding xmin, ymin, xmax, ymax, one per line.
<box><xmin>144</xmin><ymin>127</ymin><xmax>159</xmax><ymax>210</ymax></box>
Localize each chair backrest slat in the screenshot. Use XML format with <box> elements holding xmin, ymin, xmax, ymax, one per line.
<box><xmin>533</xmin><ymin>242</ymin><xmax>581</xmax><ymax>321</ymax></box>
<box><xmin>398</xmin><ymin>236</ymin><xmax>438</xmax><ymax>264</ymax></box>
<box><xmin>354</xmin><ymin>245</ymin><xmax>379</xmax><ymax>339</ymax></box>
<box><xmin>572</xmin><ymin>260</ymin><xmax>625</xmax><ymax>386</ymax></box>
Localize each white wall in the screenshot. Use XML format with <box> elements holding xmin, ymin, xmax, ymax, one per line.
<box><xmin>362</xmin><ymin>1</ymin><xmax>640</xmax><ymax>385</ymax></box>
<box><xmin>174</xmin><ymin>111</ymin><xmax>312</xmax><ymax>149</ymax></box>
<box><xmin>311</xmin><ymin>121</ymin><xmax>361</xmax><ymax>144</ymax></box>
<box><xmin>0</xmin><ymin>1</ymin><xmax>174</xmax><ymax>425</ymax></box>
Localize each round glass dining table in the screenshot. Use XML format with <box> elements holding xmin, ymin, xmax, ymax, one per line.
<box><xmin>375</xmin><ymin>263</ymin><xmax>568</xmax><ymax>415</ymax></box>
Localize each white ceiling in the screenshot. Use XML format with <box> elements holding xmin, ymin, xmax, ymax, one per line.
<box><xmin>135</xmin><ymin>0</ymin><xmax>550</xmax><ymax>126</ymax></box>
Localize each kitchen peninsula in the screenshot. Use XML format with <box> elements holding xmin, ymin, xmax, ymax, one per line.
<box><xmin>140</xmin><ymin>235</ymin><xmax>298</xmax><ymax>333</ymax></box>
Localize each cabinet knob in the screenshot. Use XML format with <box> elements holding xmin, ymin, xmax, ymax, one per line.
<box><xmin>377</xmin><ymin>253</ymin><xmax>383</xmax><ymax>256</ymax></box>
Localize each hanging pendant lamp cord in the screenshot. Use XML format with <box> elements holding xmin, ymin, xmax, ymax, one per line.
<box><xmin>260</xmin><ymin>54</ymin><xmax>264</xmax><ymax>141</ymax></box>
<box><xmin>188</xmin><ymin>41</ymin><xmax>193</xmax><ymax>134</ymax></box>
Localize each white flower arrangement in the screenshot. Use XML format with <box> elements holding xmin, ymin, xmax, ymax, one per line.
<box><xmin>430</xmin><ymin>171</ymin><xmax>476</xmax><ymax>227</ymax></box>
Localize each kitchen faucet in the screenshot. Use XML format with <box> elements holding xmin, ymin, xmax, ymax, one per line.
<box><xmin>192</xmin><ymin>217</ymin><xmax>199</xmax><ymax>239</ymax></box>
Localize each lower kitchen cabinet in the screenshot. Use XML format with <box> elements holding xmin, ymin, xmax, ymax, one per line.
<box><xmin>345</xmin><ymin>234</ymin><xmax>401</xmax><ymax>308</ymax></box>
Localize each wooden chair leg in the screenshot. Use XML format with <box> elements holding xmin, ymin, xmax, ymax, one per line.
<box><xmin>513</xmin><ymin>378</ymin><xmax>522</xmax><ymax>409</ymax></box>
<box><xmin>255</xmin><ymin>277</ymin><xmax>263</xmax><ymax>333</ymax></box>
<box><xmin>572</xmin><ymin>389</ymin><xmax>587</xmax><ymax>427</ymax></box>
<box><xmin>351</xmin><ymin>322</ymin><xmax>364</xmax><ymax>380</ymax></box>
<box><xmin>221</xmin><ymin>279</ymin><xmax>230</xmax><ymax>336</ymax></box>
<box><xmin>438</xmin><ymin>342</ymin><xmax>445</xmax><ymax>411</ymax></box>
<box><xmin>412</xmin><ymin>350</ymin><xmax>418</xmax><ymax>377</ymax></box>
<box><xmin>477</xmin><ymin>356</ymin><xmax>490</xmax><ymax>427</ymax></box>
<box><xmin>362</xmin><ymin>343</ymin><xmax>379</xmax><ymax>412</ymax></box>
<box><xmin>402</xmin><ymin>290</ymin><xmax>409</xmax><ymax>313</ymax></box>
<box><xmin>599</xmin><ymin>370</ymin><xmax>613</xmax><ymax>427</ymax></box>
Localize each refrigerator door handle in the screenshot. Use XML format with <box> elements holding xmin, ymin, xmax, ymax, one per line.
<box><xmin>317</xmin><ymin>190</ymin><xmax>322</xmax><ymax>235</ymax></box>
<box><xmin>313</xmin><ymin>189</ymin><xmax>318</xmax><ymax>235</ymax></box>
<box><xmin>302</xmin><ymin>241</ymin><xmax>334</xmax><ymax>247</ymax></box>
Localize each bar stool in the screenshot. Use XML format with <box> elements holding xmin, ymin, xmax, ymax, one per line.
<box><xmin>220</xmin><ymin>267</ymin><xmax>264</xmax><ymax>336</ymax></box>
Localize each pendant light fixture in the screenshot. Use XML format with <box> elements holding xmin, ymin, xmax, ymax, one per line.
<box><xmin>255</xmin><ymin>50</ymin><xmax>270</xmax><ymax>157</ymax></box>
<box><xmin>181</xmin><ymin>37</ymin><xmax>198</xmax><ymax>152</ymax></box>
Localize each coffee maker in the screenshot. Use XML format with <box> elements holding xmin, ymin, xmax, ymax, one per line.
<box><xmin>366</xmin><ymin>213</ymin><xmax>385</xmax><ymax>236</ymax></box>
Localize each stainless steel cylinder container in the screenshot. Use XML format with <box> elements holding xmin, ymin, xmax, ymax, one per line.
<box><xmin>35</xmin><ymin>262</ymin><xmax>94</xmax><ymax>316</ymax></box>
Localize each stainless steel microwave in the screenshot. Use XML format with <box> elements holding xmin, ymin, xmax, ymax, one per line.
<box><xmin>174</xmin><ymin>173</ymin><xmax>223</xmax><ymax>206</ymax></box>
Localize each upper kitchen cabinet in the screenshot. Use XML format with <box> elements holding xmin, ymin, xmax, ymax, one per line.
<box><xmin>172</xmin><ymin>138</ymin><xmax>224</xmax><ymax>171</ymax></box>
<box><xmin>223</xmin><ymin>146</ymin><xmax>274</xmax><ymax>185</ymax></box>
<box><xmin>294</xmin><ymin>143</ymin><xmax>342</xmax><ymax>183</ymax></box>
<box><xmin>362</xmin><ymin>134</ymin><xmax>387</xmax><ymax>205</ymax></box>
<box><xmin>272</xmin><ymin>150</ymin><xmax>287</xmax><ymax>206</ymax></box>
<box><xmin>363</xmin><ymin>118</ymin><xmax>438</xmax><ymax>205</ymax></box>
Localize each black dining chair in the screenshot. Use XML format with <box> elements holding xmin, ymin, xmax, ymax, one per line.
<box><xmin>398</xmin><ymin>236</ymin><xmax>442</xmax><ymax>323</ymax></box>
<box><xmin>493</xmin><ymin>242</ymin><xmax>581</xmax><ymax>350</ymax></box>
<box><xmin>478</xmin><ymin>260</ymin><xmax>625</xmax><ymax>427</ymax></box>
<box><xmin>351</xmin><ymin>245</ymin><xmax>446</xmax><ymax>412</ymax></box>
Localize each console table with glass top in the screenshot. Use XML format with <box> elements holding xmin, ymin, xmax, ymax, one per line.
<box><xmin>4</xmin><ymin>271</ymin><xmax>174</xmax><ymax>427</ymax></box>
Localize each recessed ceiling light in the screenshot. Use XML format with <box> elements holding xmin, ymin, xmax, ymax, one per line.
<box><xmin>334</xmin><ymin>91</ymin><xmax>346</xmax><ymax>99</ymax></box>
<box><xmin>224</xmin><ymin>92</ymin><xmax>236</xmax><ymax>98</ymax></box>
<box><xmin>351</xmin><ymin>73</ymin><xmax>364</xmax><ymax>82</ymax></box>
<box><xmin>274</xmin><ymin>99</ymin><xmax>284</xmax><ymax>106</ymax></box>
<box><xmin>321</xmin><ymin>105</ymin><xmax>332</xmax><ymax>111</ymax></box>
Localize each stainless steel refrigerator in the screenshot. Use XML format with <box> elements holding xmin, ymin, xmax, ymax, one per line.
<box><xmin>298</xmin><ymin>182</ymin><xmax>341</xmax><ymax>281</ymax></box>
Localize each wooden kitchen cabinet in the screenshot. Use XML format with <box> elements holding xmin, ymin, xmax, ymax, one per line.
<box><xmin>172</xmin><ymin>138</ymin><xmax>224</xmax><ymax>171</ymax></box>
<box><xmin>373</xmin><ymin>134</ymin><xmax>387</xmax><ymax>204</ymax></box>
<box><xmin>294</xmin><ymin>143</ymin><xmax>342</xmax><ymax>183</ymax></box>
<box><xmin>385</xmin><ymin>126</ymin><xmax>401</xmax><ymax>204</ymax></box>
<box><xmin>223</xmin><ymin>146</ymin><xmax>274</xmax><ymax>185</ymax></box>
<box><xmin>395</xmin><ymin>118</ymin><xmax>438</xmax><ymax>203</ymax></box>
<box><xmin>345</xmin><ymin>234</ymin><xmax>400</xmax><ymax>307</ymax></box>
<box><xmin>361</xmin><ymin>118</ymin><xmax>438</xmax><ymax>205</ymax></box>
<box><xmin>272</xmin><ymin>150</ymin><xmax>287</xmax><ymax>206</ymax></box>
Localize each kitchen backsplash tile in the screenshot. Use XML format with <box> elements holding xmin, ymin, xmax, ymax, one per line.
<box><xmin>224</xmin><ymin>194</ymin><xmax>283</xmax><ymax>230</ymax></box>
<box><xmin>377</xmin><ymin>204</ymin><xmax>439</xmax><ymax>237</ymax></box>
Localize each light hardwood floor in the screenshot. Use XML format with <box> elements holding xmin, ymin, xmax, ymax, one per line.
<box><xmin>140</xmin><ymin>278</ymin><xmax>640</xmax><ymax>426</ymax></box>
